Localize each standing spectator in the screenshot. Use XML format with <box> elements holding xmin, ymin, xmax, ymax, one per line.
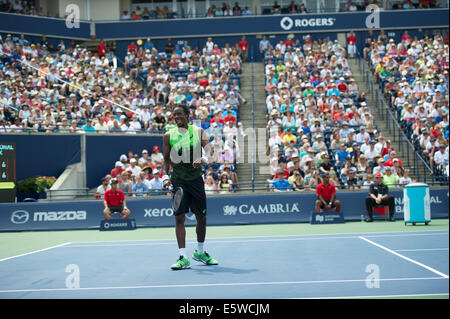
<box><xmin>238</xmin><ymin>35</ymin><xmax>249</xmax><ymax>63</ymax></box>
<box><xmin>365</xmin><ymin>172</ymin><xmax>395</xmax><ymax>222</ymax></box>
<box><xmin>103</xmin><ymin>178</ymin><xmax>131</xmax><ymax>220</ymax></box>
<box><xmin>346</xmin><ymin>31</ymin><xmax>357</xmax><ymax>59</ymax></box>
<box><xmin>315</xmin><ymin>173</ymin><xmax>341</xmax><ymax>213</ymax></box>
<box><xmin>97</xmin><ymin>39</ymin><xmax>107</xmax><ymax>57</ymax></box>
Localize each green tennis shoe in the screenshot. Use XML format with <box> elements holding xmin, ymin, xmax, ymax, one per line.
<box><xmin>171</xmin><ymin>256</ymin><xmax>191</xmax><ymax>270</ymax></box>
<box><xmin>192</xmin><ymin>250</ymin><xmax>219</xmax><ymax>265</ymax></box>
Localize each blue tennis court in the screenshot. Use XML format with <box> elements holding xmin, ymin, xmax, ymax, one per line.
<box><xmin>0</xmin><ymin>230</ymin><xmax>448</xmax><ymax>299</ymax></box>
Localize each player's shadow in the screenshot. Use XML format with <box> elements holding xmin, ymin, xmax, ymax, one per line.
<box><xmin>192</xmin><ymin>265</ymin><xmax>258</xmax><ymax>275</ymax></box>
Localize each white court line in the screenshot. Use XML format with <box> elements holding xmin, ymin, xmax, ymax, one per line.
<box><xmin>0</xmin><ymin>242</ymin><xmax>72</xmax><ymax>263</ymax></box>
<box><xmin>70</xmin><ymin>229</ymin><xmax>449</xmax><ymax>245</ymax></box>
<box><xmin>67</xmin><ymin>231</ymin><xmax>449</xmax><ymax>248</ymax></box>
<box><xmin>395</xmin><ymin>248</ymin><xmax>449</xmax><ymax>252</ymax></box>
<box><xmin>359</xmin><ymin>236</ymin><xmax>449</xmax><ymax>279</ymax></box>
<box><xmin>0</xmin><ymin>276</ymin><xmax>446</xmax><ymax>294</ymax></box>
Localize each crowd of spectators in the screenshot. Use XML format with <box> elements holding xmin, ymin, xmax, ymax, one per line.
<box><xmin>262</xmin><ymin>33</ymin><xmax>415</xmax><ymax>192</ymax></box>
<box><xmin>122</xmin><ymin>36</ymin><xmax>249</xmax><ymax>189</ymax></box>
<box><xmin>95</xmin><ymin>147</ymin><xmax>169</xmax><ymax>199</ymax></box>
<box><xmin>0</xmin><ymin>32</ymin><xmax>247</xmax><ymax>191</ymax></box>
<box><xmin>366</xmin><ymin>30</ymin><xmax>449</xmax><ymax>180</ymax></box>
<box><xmin>0</xmin><ymin>0</ymin><xmax>51</xmax><ymax>17</ymax></box>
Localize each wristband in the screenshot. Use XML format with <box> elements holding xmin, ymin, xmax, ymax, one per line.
<box><xmin>201</xmin><ymin>156</ymin><xmax>208</xmax><ymax>164</ymax></box>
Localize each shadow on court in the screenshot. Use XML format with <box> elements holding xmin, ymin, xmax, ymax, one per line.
<box><xmin>192</xmin><ymin>266</ymin><xmax>259</xmax><ymax>275</ymax></box>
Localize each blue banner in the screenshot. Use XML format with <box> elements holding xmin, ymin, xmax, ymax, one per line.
<box><xmin>0</xmin><ymin>13</ymin><xmax>91</xmax><ymax>39</ymax></box>
<box><xmin>0</xmin><ymin>134</ymin><xmax>81</xmax><ymax>182</ymax></box>
<box><xmin>1</xmin><ymin>9</ymin><xmax>447</xmax><ymax>42</ymax></box>
<box><xmin>0</xmin><ymin>189</ymin><xmax>447</xmax><ymax>231</ymax></box>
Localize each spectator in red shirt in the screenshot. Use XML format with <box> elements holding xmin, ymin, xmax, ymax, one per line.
<box><xmin>97</xmin><ymin>39</ymin><xmax>106</xmax><ymax>57</ymax></box>
<box><xmin>103</xmin><ymin>178</ymin><xmax>131</xmax><ymax>220</ymax></box>
<box><xmin>346</xmin><ymin>31</ymin><xmax>357</xmax><ymax>58</ymax></box>
<box><xmin>285</xmin><ymin>35</ymin><xmax>294</xmax><ymax>48</ymax></box>
<box><xmin>315</xmin><ymin>173</ymin><xmax>341</xmax><ymax>212</ymax></box>
<box><xmin>127</xmin><ymin>41</ymin><xmax>137</xmax><ymax>54</ymax></box>
<box><xmin>110</xmin><ymin>161</ymin><xmax>125</xmax><ymax>178</ymax></box>
<box><xmin>238</xmin><ymin>35</ymin><xmax>248</xmax><ymax>62</ymax></box>
<box><xmin>210</xmin><ymin>110</ymin><xmax>224</xmax><ymax>127</ymax></box>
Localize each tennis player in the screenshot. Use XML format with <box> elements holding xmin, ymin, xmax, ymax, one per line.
<box><xmin>163</xmin><ymin>104</ymin><xmax>219</xmax><ymax>270</ymax></box>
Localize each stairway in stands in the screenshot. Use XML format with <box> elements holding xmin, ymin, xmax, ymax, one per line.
<box><xmin>236</xmin><ymin>62</ymin><xmax>272</xmax><ymax>191</ymax></box>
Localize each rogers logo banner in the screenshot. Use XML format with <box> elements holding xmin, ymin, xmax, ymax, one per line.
<box><xmin>280</xmin><ymin>17</ymin><xmax>336</xmax><ymax>30</ymax></box>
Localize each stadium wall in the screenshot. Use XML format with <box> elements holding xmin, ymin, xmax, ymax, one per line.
<box><xmin>1</xmin><ymin>9</ymin><xmax>447</xmax><ymax>41</ymax></box>
<box><xmin>0</xmin><ymin>134</ymin><xmax>162</xmax><ymax>188</ymax></box>
<box><xmin>0</xmin><ymin>188</ymin><xmax>447</xmax><ymax>231</ymax></box>
<box><xmin>0</xmin><ymin>134</ymin><xmax>81</xmax><ymax>182</ymax></box>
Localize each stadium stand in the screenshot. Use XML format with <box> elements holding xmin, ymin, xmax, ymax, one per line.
<box><xmin>364</xmin><ymin>31</ymin><xmax>449</xmax><ymax>182</ymax></box>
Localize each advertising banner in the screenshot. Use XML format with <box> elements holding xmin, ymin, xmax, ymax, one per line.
<box><xmin>0</xmin><ymin>189</ymin><xmax>447</xmax><ymax>231</ymax></box>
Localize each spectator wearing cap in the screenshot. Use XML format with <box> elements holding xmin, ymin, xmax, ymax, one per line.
<box><xmin>151</xmin><ymin>146</ymin><xmax>163</xmax><ymax>164</ymax></box>
<box><xmin>373</xmin><ymin>158</ymin><xmax>387</xmax><ymax>176</ymax></box>
<box><xmin>103</xmin><ymin>178</ymin><xmax>131</xmax><ymax>220</ymax></box>
<box><xmin>282</xmin><ymin>128</ymin><xmax>297</xmax><ymax>146</ymax></box>
<box><xmin>82</xmin><ymin>119</ymin><xmax>96</xmax><ymax>133</ymax></box>
<box><xmin>128</xmin><ymin>158</ymin><xmax>142</xmax><ymax>177</ymax></box>
<box><xmin>148</xmin><ymin>169</ymin><xmax>164</xmax><ymax>195</ymax></box>
<box><xmin>382</xmin><ymin>166</ymin><xmax>398</xmax><ymax>187</ymax></box>
<box><xmin>315</xmin><ymin>173</ymin><xmax>341</xmax><ymax>213</ymax></box>
<box><xmin>365</xmin><ymin>172</ymin><xmax>395</xmax><ymax>222</ymax></box>
<box><xmin>111</xmin><ymin>161</ymin><xmax>125</xmax><ymax>178</ymax></box>
<box><xmin>272</xmin><ymin>171</ymin><xmax>291</xmax><ymax>192</ymax></box>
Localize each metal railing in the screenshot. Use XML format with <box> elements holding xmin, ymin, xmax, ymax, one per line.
<box><xmin>35</xmin><ymin>179</ymin><xmax>449</xmax><ymax>201</ymax></box>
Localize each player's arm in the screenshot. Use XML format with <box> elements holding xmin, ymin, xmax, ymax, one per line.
<box><xmin>163</xmin><ymin>132</ymin><xmax>172</xmax><ymax>176</ymax></box>
<box><xmin>193</xmin><ymin>128</ymin><xmax>211</xmax><ymax>168</ymax></box>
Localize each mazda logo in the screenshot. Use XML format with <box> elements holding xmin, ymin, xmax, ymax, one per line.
<box><xmin>11</xmin><ymin>210</ymin><xmax>30</xmax><ymax>224</ymax></box>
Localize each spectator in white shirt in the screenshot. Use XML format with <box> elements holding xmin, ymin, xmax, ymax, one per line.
<box><xmin>355</xmin><ymin>126</ymin><xmax>370</xmax><ymax>144</ymax></box>
<box><xmin>128</xmin><ymin>158</ymin><xmax>142</xmax><ymax>177</ymax></box>
<box><xmin>434</xmin><ymin>144</ymin><xmax>449</xmax><ymax>167</ymax></box>
<box><xmin>364</xmin><ymin>141</ymin><xmax>379</xmax><ymax>162</ymax></box>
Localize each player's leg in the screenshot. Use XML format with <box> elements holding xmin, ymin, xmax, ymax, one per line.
<box><xmin>190</xmin><ymin>178</ymin><xmax>218</xmax><ymax>265</ymax></box>
<box><xmin>171</xmin><ymin>184</ymin><xmax>191</xmax><ymax>270</ymax></box>
<box><xmin>315</xmin><ymin>200</ymin><xmax>323</xmax><ymax>213</ymax></box>
<box><xmin>333</xmin><ymin>200</ymin><xmax>341</xmax><ymax>212</ymax></box>
<box><xmin>103</xmin><ymin>207</ymin><xmax>112</xmax><ymax>220</ymax></box>
<box><xmin>120</xmin><ymin>207</ymin><xmax>130</xmax><ymax>219</ymax></box>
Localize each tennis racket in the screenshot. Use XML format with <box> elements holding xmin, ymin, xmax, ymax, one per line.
<box><xmin>172</xmin><ymin>186</ymin><xmax>184</xmax><ymax>212</ymax></box>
